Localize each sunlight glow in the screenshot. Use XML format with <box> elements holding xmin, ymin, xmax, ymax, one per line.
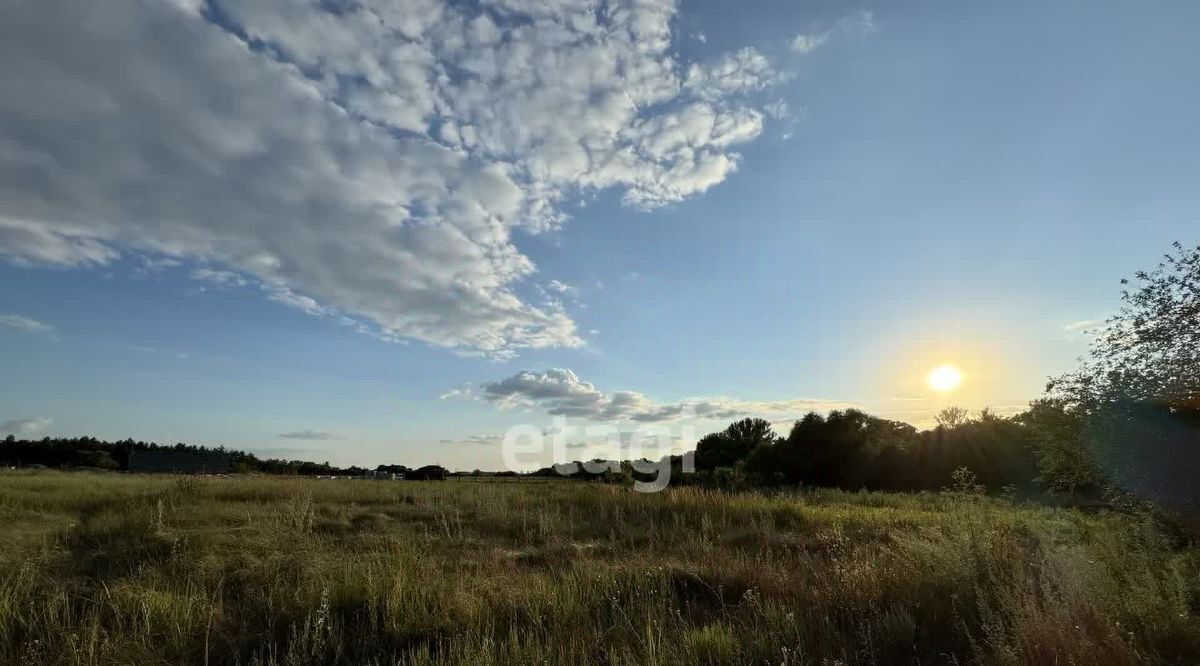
<box><xmin>927</xmin><ymin>364</ymin><xmax>964</xmax><ymax>393</ymax></box>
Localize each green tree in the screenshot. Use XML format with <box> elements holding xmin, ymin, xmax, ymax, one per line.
<box><xmin>935</xmin><ymin>406</ymin><xmax>970</xmax><ymax>429</ymax></box>
<box><xmin>1051</xmin><ymin>242</ymin><xmax>1198</xmax><ymax>408</ymax></box>
<box><xmin>724</xmin><ymin>417</ymin><xmax>777</xmax><ymax>451</ymax></box>
<box><xmin>1017</xmin><ymin>399</ymin><xmax>1103</xmax><ymax>494</ymax></box>
<box><xmin>1047</xmin><ymin>242</ymin><xmax>1200</xmax><ymax>513</ymax></box>
<box><xmin>694</xmin><ymin>418</ymin><xmax>777</xmax><ymax>471</ymax></box>
<box><xmin>776</xmin><ymin>409</ymin><xmax>908</xmax><ymax>489</ymax></box>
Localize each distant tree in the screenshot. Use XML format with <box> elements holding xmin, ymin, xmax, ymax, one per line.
<box><xmin>79</xmin><ymin>449</ymin><xmax>119</xmax><ymax>470</ymax></box>
<box><xmin>935</xmin><ymin>406</ymin><xmax>970</xmax><ymax>429</ymax></box>
<box><xmin>725</xmin><ymin>418</ymin><xmax>777</xmax><ymax>449</ymax></box>
<box><xmin>861</xmin><ymin>418</ymin><xmax>919</xmax><ymax>489</ymax></box>
<box><xmin>693</xmin><ymin>433</ymin><xmax>733</xmax><ymax>471</ymax></box>
<box><xmin>761</xmin><ymin>410</ymin><xmax>911</xmax><ymax>489</ymax></box>
<box><xmin>409</xmin><ymin>465</ymin><xmax>448</xmax><ymax>481</ymax></box>
<box><xmin>913</xmin><ymin>410</ymin><xmax>1040</xmax><ymax>493</ymax></box>
<box><xmin>0</xmin><ymin>434</ymin><xmax>385</xmax><ymax>477</ymax></box>
<box><xmin>377</xmin><ymin>464</ymin><xmax>411</xmax><ymax>476</ymax></box>
<box><xmin>742</xmin><ymin>442</ymin><xmax>787</xmax><ymax>485</ymax></box>
<box><xmin>694</xmin><ymin>418</ymin><xmax>777</xmax><ymax>471</ymax></box>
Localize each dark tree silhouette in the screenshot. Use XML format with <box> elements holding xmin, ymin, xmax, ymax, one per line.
<box><xmin>1051</xmin><ymin>241</ymin><xmax>1198</xmax><ymax>408</ymax></box>
<box><xmin>935</xmin><ymin>406</ymin><xmax>970</xmax><ymax>429</ymax></box>
<box><xmin>1047</xmin><ymin>242</ymin><xmax>1200</xmax><ymax>513</ymax></box>
<box><xmin>695</xmin><ymin>418</ymin><xmax>777</xmax><ymax>471</ymax></box>
<box><xmin>0</xmin><ymin>435</ymin><xmax>443</xmax><ymax>478</ymax></box>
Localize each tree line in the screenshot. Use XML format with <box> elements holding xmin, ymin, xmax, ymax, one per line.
<box><xmin>690</xmin><ymin>406</ymin><xmax>1039</xmax><ymax>494</ymax></box>
<box><xmin>0</xmin><ymin>436</ymin><xmax>450</xmax><ymax>479</ymax></box>
<box><xmin>546</xmin><ymin>242</ymin><xmax>1200</xmax><ymax>517</ymax></box>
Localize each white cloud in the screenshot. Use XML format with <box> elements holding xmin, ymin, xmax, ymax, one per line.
<box><xmin>0</xmin><ymin>314</ymin><xmax>54</xmax><ymax>335</ymax></box>
<box><xmin>0</xmin><ymin>0</ymin><xmax>785</xmax><ymax>358</ymax></box>
<box><xmin>190</xmin><ymin>267</ymin><xmax>248</xmax><ymax>289</ymax></box>
<box><xmin>790</xmin><ymin>33</ymin><xmax>829</xmax><ymax>55</ymax></box>
<box><xmin>137</xmin><ymin>254</ymin><xmax>184</xmax><ymax>273</ymax></box>
<box><xmin>536</xmin><ymin>278</ymin><xmax>582</xmax><ymax>310</ymax></box>
<box><xmin>545</xmin><ymin>280</ymin><xmax>577</xmax><ymax>296</ymax></box>
<box><xmin>764</xmin><ymin>99</ymin><xmax>790</xmax><ymax>121</ymax></box>
<box><xmin>0</xmin><ymin>416</ymin><xmax>52</xmax><ymax>436</ymax></box>
<box><xmin>790</xmin><ymin>10</ymin><xmax>877</xmax><ymax>55</ymax></box>
<box><xmin>684</xmin><ymin>48</ymin><xmax>783</xmax><ymax>101</ymax></box>
<box><xmin>278</xmin><ymin>429</ymin><xmax>344</xmax><ymax>440</ymax></box>
<box><xmin>0</xmin><ymin>219</ymin><xmax>117</xmax><ymax>267</ymax></box>
<box><xmin>478</xmin><ymin>368</ymin><xmax>854</xmax><ymax>423</ymax></box>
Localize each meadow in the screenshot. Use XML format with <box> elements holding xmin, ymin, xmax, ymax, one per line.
<box><xmin>1</xmin><ymin>472</ymin><xmax>1198</xmax><ymax>665</ymax></box>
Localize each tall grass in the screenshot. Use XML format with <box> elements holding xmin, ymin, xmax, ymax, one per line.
<box><xmin>0</xmin><ymin>472</ymin><xmax>1197</xmax><ymax>664</ymax></box>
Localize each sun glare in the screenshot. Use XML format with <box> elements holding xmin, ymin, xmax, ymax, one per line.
<box><xmin>927</xmin><ymin>364</ymin><xmax>964</xmax><ymax>393</ymax></box>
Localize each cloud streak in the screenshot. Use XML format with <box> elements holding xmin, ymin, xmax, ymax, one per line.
<box><xmin>0</xmin><ymin>314</ymin><xmax>54</xmax><ymax>335</ymax></box>
<box><xmin>278</xmin><ymin>429</ymin><xmax>344</xmax><ymax>441</ymax></box>
<box><xmin>439</xmin><ymin>435</ymin><xmax>503</xmax><ymax>445</ymax></box>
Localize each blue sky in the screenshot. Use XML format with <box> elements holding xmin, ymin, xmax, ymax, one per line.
<box><xmin>1</xmin><ymin>0</ymin><xmax>1197</xmax><ymax>469</ymax></box>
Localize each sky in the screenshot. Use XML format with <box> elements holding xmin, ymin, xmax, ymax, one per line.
<box><xmin>1</xmin><ymin>0</ymin><xmax>1197</xmax><ymax>470</ymax></box>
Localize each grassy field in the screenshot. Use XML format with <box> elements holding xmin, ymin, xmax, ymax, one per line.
<box><xmin>1</xmin><ymin>472</ymin><xmax>1198</xmax><ymax>665</ymax></box>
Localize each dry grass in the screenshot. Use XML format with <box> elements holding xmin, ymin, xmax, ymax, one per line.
<box><xmin>0</xmin><ymin>471</ymin><xmax>1197</xmax><ymax>664</ymax></box>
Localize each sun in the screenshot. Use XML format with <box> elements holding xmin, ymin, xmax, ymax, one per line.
<box><xmin>927</xmin><ymin>364</ymin><xmax>964</xmax><ymax>393</ymax></box>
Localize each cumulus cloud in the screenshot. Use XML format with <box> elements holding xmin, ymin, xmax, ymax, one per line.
<box><xmin>0</xmin><ymin>314</ymin><xmax>54</xmax><ymax>335</ymax></box>
<box><xmin>0</xmin><ymin>0</ymin><xmax>786</xmax><ymax>358</ymax></box>
<box><xmin>478</xmin><ymin>368</ymin><xmax>854</xmax><ymax>422</ymax></box>
<box><xmin>278</xmin><ymin>429</ymin><xmax>344</xmax><ymax>441</ymax></box>
<box><xmin>0</xmin><ymin>416</ymin><xmax>52</xmax><ymax>435</ymax></box>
